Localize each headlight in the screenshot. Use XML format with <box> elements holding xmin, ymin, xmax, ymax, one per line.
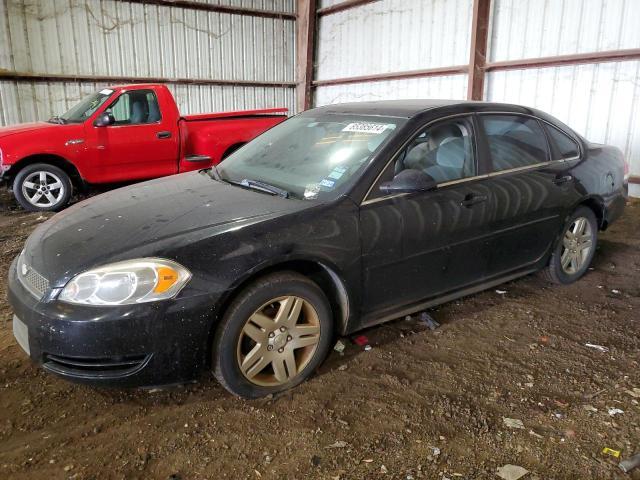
<box><xmin>59</xmin><ymin>258</ymin><xmax>191</xmax><ymax>306</ymax></box>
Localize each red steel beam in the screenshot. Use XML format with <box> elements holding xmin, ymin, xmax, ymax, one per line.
<box><xmin>125</xmin><ymin>0</ymin><xmax>296</xmax><ymax>20</ymax></box>
<box><xmin>467</xmin><ymin>0</ymin><xmax>491</xmax><ymax>100</ymax></box>
<box><xmin>0</xmin><ymin>71</ymin><xmax>296</xmax><ymax>89</ymax></box>
<box><xmin>317</xmin><ymin>0</ymin><xmax>380</xmax><ymax>17</ymax></box>
<box><xmin>486</xmin><ymin>48</ymin><xmax>640</xmax><ymax>71</ymax></box>
<box><xmin>297</xmin><ymin>0</ymin><xmax>317</xmax><ymax>111</ymax></box>
<box><xmin>312</xmin><ymin>65</ymin><xmax>468</xmax><ymax>87</ymax></box>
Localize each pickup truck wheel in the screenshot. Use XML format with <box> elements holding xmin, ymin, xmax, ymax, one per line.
<box><xmin>13</xmin><ymin>163</ymin><xmax>72</xmax><ymax>212</ymax></box>
<box><xmin>212</xmin><ymin>272</ymin><xmax>333</xmax><ymax>398</ymax></box>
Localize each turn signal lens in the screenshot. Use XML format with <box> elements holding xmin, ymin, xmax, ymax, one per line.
<box><xmin>59</xmin><ymin>258</ymin><xmax>191</xmax><ymax>306</ymax></box>
<box><xmin>154</xmin><ymin>266</ymin><xmax>180</xmax><ymax>293</ymax></box>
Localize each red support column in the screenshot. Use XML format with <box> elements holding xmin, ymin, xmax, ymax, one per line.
<box><xmin>296</xmin><ymin>0</ymin><xmax>317</xmax><ymax>112</ymax></box>
<box><xmin>467</xmin><ymin>0</ymin><xmax>491</xmax><ymax>100</ymax></box>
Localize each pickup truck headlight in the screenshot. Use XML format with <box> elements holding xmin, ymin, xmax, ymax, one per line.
<box><xmin>59</xmin><ymin>258</ymin><xmax>191</xmax><ymax>306</ymax></box>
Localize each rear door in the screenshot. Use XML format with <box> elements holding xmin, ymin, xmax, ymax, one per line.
<box><xmin>85</xmin><ymin>89</ymin><xmax>179</xmax><ymax>182</ymax></box>
<box><xmin>359</xmin><ymin>115</ymin><xmax>494</xmax><ymax>318</ymax></box>
<box><xmin>477</xmin><ymin>113</ymin><xmax>571</xmax><ymax>276</ymax></box>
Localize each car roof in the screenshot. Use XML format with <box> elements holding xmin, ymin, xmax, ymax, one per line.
<box><xmin>308</xmin><ymin>99</ymin><xmax>536</xmax><ymax>118</ymax></box>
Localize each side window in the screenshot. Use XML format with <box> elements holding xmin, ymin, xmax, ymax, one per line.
<box><xmin>396</xmin><ymin>118</ymin><xmax>475</xmax><ymax>183</ymax></box>
<box><xmin>546</xmin><ymin>124</ymin><xmax>580</xmax><ymax>159</ymax></box>
<box><xmin>480</xmin><ymin>115</ymin><xmax>549</xmax><ymax>171</ymax></box>
<box><xmin>104</xmin><ymin>90</ymin><xmax>161</xmax><ymax>125</ymax></box>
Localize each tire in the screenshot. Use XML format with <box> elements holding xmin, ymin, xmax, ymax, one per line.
<box><xmin>213</xmin><ymin>271</ymin><xmax>334</xmax><ymax>398</ymax></box>
<box><xmin>13</xmin><ymin>163</ymin><xmax>73</xmax><ymax>212</ymax></box>
<box><xmin>541</xmin><ymin>206</ymin><xmax>598</xmax><ymax>284</ymax></box>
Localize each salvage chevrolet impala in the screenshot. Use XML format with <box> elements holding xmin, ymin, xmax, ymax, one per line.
<box><xmin>8</xmin><ymin>100</ymin><xmax>628</xmax><ymax>398</ymax></box>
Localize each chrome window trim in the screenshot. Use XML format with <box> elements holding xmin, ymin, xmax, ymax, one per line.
<box><xmin>361</xmin><ymin>113</ymin><xmax>474</xmax><ymax>205</ymax></box>
<box><xmin>475</xmin><ymin>111</ymin><xmax>583</xmax><ymax>161</ymax></box>
<box><xmin>361</xmin><ymin>110</ymin><xmax>580</xmax><ymax>206</ymax></box>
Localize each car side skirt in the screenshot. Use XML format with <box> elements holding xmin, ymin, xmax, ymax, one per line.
<box><xmin>357</xmin><ymin>267</ymin><xmax>539</xmax><ymax>330</ymax></box>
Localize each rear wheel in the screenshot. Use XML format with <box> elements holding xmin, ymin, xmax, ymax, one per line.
<box><xmin>541</xmin><ymin>206</ymin><xmax>598</xmax><ymax>284</ymax></box>
<box><xmin>13</xmin><ymin>163</ymin><xmax>72</xmax><ymax>211</ymax></box>
<box><xmin>213</xmin><ymin>272</ymin><xmax>333</xmax><ymax>398</ymax></box>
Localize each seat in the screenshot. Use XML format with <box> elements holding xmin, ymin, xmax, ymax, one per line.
<box><xmin>130</xmin><ymin>100</ymin><xmax>147</xmax><ymax>124</ymax></box>
<box><xmin>147</xmin><ymin>98</ymin><xmax>161</xmax><ymax>122</ymax></box>
<box><xmin>424</xmin><ymin>138</ymin><xmax>467</xmax><ymax>183</ymax></box>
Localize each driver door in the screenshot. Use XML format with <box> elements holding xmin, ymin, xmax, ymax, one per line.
<box><xmin>359</xmin><ymin>115</ymin><xmax>495</xmax><ymax>320</ymax></box>
<box><xmin>85</xmin><ymin>89</ymin><xmax>178</xmax><ymax>183</ymax></box>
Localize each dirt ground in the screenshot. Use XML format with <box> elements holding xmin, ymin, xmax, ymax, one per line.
<box><xmin>0</xmin><ymin>190</ymin><xmax>638</xmax><ymax>480</ymax></box>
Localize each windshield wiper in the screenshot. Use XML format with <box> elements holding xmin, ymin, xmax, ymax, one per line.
<box><xmin>238</xmin><ymin>178</ymin><xmax>290</xmax><ymax>198</ymax></box>
<box><xmin>48</xmin><ymin>116</ymin><xmax>66</xmax><ymax>124</ymax></box>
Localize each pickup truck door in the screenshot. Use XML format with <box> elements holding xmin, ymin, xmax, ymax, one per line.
<box><xmin>85</xmin><ymin>89</ymin><xmax>179</xmax><ymax>183</ymax></box>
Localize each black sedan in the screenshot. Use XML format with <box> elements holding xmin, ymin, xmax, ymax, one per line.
<box><xmin>8</xmin><ymin>100</ymin><xmax>628</xmax><ymax>398</ymax></box>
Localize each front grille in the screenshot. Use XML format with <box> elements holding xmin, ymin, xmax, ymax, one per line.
<box><xmin>17</xmin><ymin>255</ymin><xmax>50</xmax><ymax>299</ymax></box>
<box><xmin>43</xmin><ymin>353</ymin><xmax>151</xmax><ymax>379</ymax></box>
<box><xmin>24</xmin><ymin>268</ymin><xmax>49</xmax><ymax>297</ymax></box>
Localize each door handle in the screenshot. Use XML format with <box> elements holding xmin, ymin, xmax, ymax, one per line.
<box><xmin>157</xmin><ymin>131</ymin><xmax>172</xmax><ymax>139</ymax></box>
<box><xmin>553</xmin><ymin>174</ymin><xmax>573</xmax><ymax>185</ymax></box>
<box><xmin>460</xmin><ymin>193</ymin><xmax>487</xmax><ymax>207</ymax></box>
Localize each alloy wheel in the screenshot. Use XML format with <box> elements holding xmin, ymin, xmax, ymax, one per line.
<box><xmin>21</xmin><ymin>171</ymin><xmax>65</xmax><ymax>208</ymax></box>
<box><xmin>236</xmin><ymin>295</ymin><xmax>321</xmax><ymax>387</ymax></box>
<box><xmin>560</xmin><ymin>216</ymin><xmax>593</xmax><ymax>274</ymax></box>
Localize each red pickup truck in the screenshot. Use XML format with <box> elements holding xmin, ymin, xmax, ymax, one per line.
<box><xmin>0</xmin><ymin>84</ymin><xmax>287</xmax><ymax>211</ymax></box>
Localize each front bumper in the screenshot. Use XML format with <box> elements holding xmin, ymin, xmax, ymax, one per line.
<box><xmin>8</xmin><ymin>258</ymin><xmax>219</xmax><ymax>387</ymax></box>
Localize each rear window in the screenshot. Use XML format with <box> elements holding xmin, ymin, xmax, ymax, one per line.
<box><xmin>546</xmin><ymin>124</ymin><xmax>580</xmax><ymax>159</ymax></box>
<box><xmin>480</xmin><ymin>115</ymin><xmax>549</xmax><ymax>172</ymax></box>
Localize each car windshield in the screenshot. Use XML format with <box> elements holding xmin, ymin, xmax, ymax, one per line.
<box><xmin>59</xmin><ymin>89</ymin><xmax>115</xmax><ymax>123</ymax></box>
<box><xmin>216</xmin><ymin>113</ymin><xmax>406</xmax><ymax>200</ymax></box>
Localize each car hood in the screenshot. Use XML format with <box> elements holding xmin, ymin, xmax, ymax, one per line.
<box><xmin>23</xmin><ymin>172</ymin><xmax>309</xmax><ymax>287</ymax></box>
<box><xmin>0</xmin><ymin>122</ymin><xmax>59</xmax><ymax>139</ymax></box>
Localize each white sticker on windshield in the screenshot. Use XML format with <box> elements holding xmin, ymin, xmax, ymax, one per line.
<box><xmin>99</xmin><ymin>89</ymin><xmax>114</xmax><ymax>95</ymax></box>
<box><xmin>342</xmin><ymin>122</ymin><xmax>390</xmax><ymax>134</ymax></box>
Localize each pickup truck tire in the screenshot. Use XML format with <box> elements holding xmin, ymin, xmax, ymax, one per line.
<box><xmin>13</xmin><ymin>163</ymin><xmax>73</xmax><ymax>212</ymax></box>
<box><xmin>212</xmin><ymin>271</ymin><xmax>333</xmax><ymax>398</ymax></box>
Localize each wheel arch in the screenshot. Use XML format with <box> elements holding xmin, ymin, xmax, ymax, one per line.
<box><xmin>575</xmin><ymin>195</ymin><xmax>606</xmax><ymax>230</ymax></box>
<box><xmin>211</xmin><ymin>257</ymin><xmax>352</xmax><ymax>349</ymax></box>
<box><xmin>9</xmin><ymin>154</ymin><xmax>84</xmax><ymax>190</ymax></box>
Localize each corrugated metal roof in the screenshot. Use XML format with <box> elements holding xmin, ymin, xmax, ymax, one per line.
<box><xmin>489</xmin><ymin>0</ymin><xmax>640</xmax><ymax>61</ymax></box>
<box><xmin>485</xmin><ymin>60</ymin><xmax>640</xmax><ymax>177</ymax></box>
<box><xmin>316</xmin><ymin>0</ymin><xmax>472</xmax><ymax>81</ymax></box>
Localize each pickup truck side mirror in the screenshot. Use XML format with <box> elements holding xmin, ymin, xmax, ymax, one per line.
<box><xmin>380</xmin><ymin>169</ymin><xmax>437</xmax><ymax>195</ymax></box>
<box><xmin>94</xmin><ymin>112</ymin><xmax>115</xmax><ymax>127</ymax></box>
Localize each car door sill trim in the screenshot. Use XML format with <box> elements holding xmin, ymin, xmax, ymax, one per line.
<box><xmin>359</xmin><ymin>267</ymin><xmax>537</xmax><ymax>329</ymax></box>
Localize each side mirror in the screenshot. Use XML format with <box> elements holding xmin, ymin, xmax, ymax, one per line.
<box><xmin>94</xmin><ymin>112</ymin><xmax>115</xmax><ymax>127</ymax></box>
<box><xmin>380</xmin><ymin>169</ymin><xmax>437</xmax><ymax>194</ymax></box>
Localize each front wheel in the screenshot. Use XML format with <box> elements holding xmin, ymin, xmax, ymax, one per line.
<box><xmin>541</xmin><ymin>206</ymin><xmax>598</xmax><ymax>284</ymax></box>
<box><xmin>13</xmin><ymin>163</ymin><xmax>72</xmax><ymax>211</ymax></box>
<box><xmin>212</xmin><ymin>272</ymin><xmax>333</xmax><ymax>398</ymax></box>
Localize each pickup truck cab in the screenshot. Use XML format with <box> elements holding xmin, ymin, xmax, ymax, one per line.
<box><xmin>0</xmin><ymin>84</ymin><xmax>287</xmax><ymax>211</ymax></box>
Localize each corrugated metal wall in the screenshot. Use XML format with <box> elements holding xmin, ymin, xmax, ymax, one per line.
<box><xmin>486</xmin><ymin>0</ymin><xmax>640</xmax><ymax>194</ymax></box>
<box><xmin>313</xmin><ymin>0</ymin><xmax>640</xmax><ymax>196</ymax></box>
<box><xmin>315</xmin><ymin>75</ymin><xmax>468</xmax><ymax>106</ymax></box>
<box><xmin>314</xmin><ymin>0</ymin><xmax>472</xmax><ymax>105</ymax></box>
<box><xmin>0</xmin><ymin>0</ymin><xmax>296</xmax><ymax>126</ymax></box>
